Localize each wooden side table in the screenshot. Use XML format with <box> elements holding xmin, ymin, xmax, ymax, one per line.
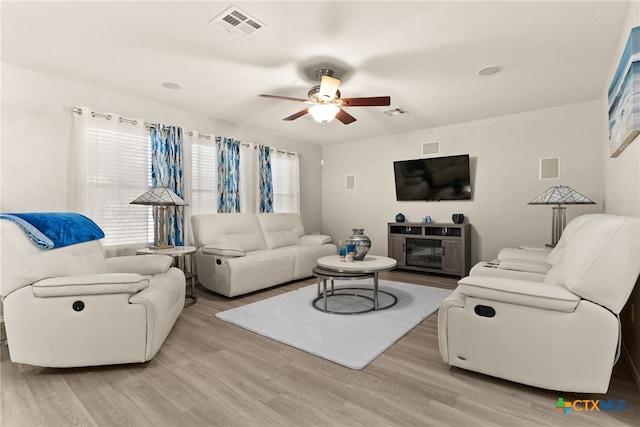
<box><xmin>136</xmin><ymin>246</ymin><xmax>198</xmax><ymax>307</ymax></box>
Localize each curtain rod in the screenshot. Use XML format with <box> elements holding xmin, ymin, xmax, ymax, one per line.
<box><xmin>72</xmin><ymin>107</ymin><xmax>300</xmax><ymax>156</ymax></box>
<box><xmin>219</xmin><ymin>139</ymin><xmax>301</xmax><ymax>158</ymax></box>
<box><xmin>274</xmin><ymin>148</ymin><xmax>301</xmax><ymax>158</ymax></box>
<box><xmin>251</xmin><ymin>145</ymin><xmax>301</xmax><ymax>158</ymax></box>
<box><xmin>72</xmin><ymin>107</ymin><xmax>211</xmax><ymax>139</ymax></box>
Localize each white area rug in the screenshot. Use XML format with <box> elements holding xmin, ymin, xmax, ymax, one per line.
<box><xmin>215</xmin><ymin>280</ymin><xmax>452</xmax><ymax>370</ymax></box>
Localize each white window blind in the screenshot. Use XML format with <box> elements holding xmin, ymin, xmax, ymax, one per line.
<box><xmin>190</xmin><ymin>139</ymin><xmax>218</xmax><ymax>214</ymax></box>
<box><xmin>85</xmin><ymin>127</ymin><xmax>153</xmax><ymax>245</ymax></box>
<box><xmin>73</xmin><ymin>108</ymin><xmax>153</xmax><ymax>247</ymax></box>
<box><xmin>271</xmin><ymin>150</ymin><xmax>300</xmax><ymax>213</ymax></box>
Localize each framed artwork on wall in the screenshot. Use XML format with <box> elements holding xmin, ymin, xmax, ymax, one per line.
<box><xmin>608</xmin><ymin>26</ymin><xmax>640</xmax><ymax>158</ymax></box>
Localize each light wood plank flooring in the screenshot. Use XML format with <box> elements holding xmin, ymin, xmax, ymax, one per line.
<box><xmin>2</xmin><ymin>271</ymin><xmax>639</xmax><ymax>427</ymax></box>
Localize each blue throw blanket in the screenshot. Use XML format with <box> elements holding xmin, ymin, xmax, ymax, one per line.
<box><xmin>0</xmin><ymin>212</ymin><xmax>105</xmax><ymax>249</ymax></box>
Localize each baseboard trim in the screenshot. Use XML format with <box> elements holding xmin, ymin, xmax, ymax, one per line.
<box><xmin>621</xmin><ymin>342</ymin><xmax>640</xmax><ymax>392</ymax></box>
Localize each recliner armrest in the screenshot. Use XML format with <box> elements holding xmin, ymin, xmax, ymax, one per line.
<box><xmin>497</xmin><ymin>247</ymin><xmax>551</xmax><ymax>262</ymax></box>
<box><xmin>32</xmin><ymin>273</ymin><xmax>149</xmax><ymax>297</ymax></box>
<box><xmin>300</xmin><ymin>234</ymin><xmax>333</xmax><ymax>245</ymax></box>
<box><xmin>498</xmin><ymin>258</ymin><xmax>551</xmax><ymax>274</ymax></box>
<box><xmin>457</xmin><ymin>275</ymin><xmax>580</xmax><ymax>313</ymax></box>
<box><xmin>106</xmin><ymin>254</ymin><xmax>173</xmax><ymax>275</ymax></box>
<box><xmin>202</xmin><ymin>245</ymin><xmax>246</xmax><ymax>257</ymax></box>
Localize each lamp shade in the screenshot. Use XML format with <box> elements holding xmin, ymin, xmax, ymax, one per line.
<box><xmin>318</xmin><ymin>75</ymin><xmax>341</xmax><ymax>101</ymax></box>
<box><xmin>528</xmin><ymin>185</ymin><xmax>595</xmax><ymax>205</ymax></box>
<box><xmin>308</xmin><ymin>104</ymin><xmax>340</xmax><ymax>123</ymax></box>
<box><xmin>528</xmin><ymin>185</ymin><xmax>595</xmax><ymax>247</ymax></box>
<box><xmin>130</xmin><ymin>186</ymin><xmax>188</xmax><ymax>206</ymax></box>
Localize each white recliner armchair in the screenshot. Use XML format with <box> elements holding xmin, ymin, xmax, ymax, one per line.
<box><xmin>1</xmin><ymin>219</ymin><xmax>185</xmax><ymax>368</ymax></box>
<box><xmin>469</xmin><ymin>213</ymin><xmax>604</xmax><ymax>281</ymax></box>
<box><xmin>438</xmin><ymin>214</ymin><xmax>640</xmax><ymax>393</ymax></box>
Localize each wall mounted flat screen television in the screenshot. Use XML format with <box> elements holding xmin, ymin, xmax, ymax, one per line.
<box><xmin>393</xmin><ymin>154</ymin><xmax>472</xmax><ymax>201</ymax></box>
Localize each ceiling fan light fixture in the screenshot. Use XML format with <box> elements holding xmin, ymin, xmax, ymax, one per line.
<box><xmin>318</xmin><ymin>75</ymin><xmax>341</xmax><ymax>101</ymax></box>
<box><xmin>308</xmin><ymin>104</ymin><xmax>340</xmax><ymax>123</ymax></box>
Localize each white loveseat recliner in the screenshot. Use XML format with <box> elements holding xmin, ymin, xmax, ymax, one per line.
<box><xmin>438</xmin><ymin>214</ymin><xmax>640</xmax><ymax>393</ymax></box>
<box><xmin>0</xmin><ymin>220</ymin><xmax>185</xmax><ymax>368</ymax></box>
<box><xmin>191</xmin><ymin>213</ymin><xmax>337</xmax><ymax>297</ymax></box>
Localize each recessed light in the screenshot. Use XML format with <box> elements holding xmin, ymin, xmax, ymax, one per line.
<box><xmin>477</xmin><ymin>65</ymin><xmax>503</xmax><ymax>76</ymax></box>
<box><xmin>161</xmin><ymin>81</ymin><xmax>182</xmax><ymax>90</ymax></box>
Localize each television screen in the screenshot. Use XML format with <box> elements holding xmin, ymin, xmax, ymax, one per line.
<box><xmin>393</xmin><ymin>154</ymin><xmax>472</xmax><ymax>201</ymax></box>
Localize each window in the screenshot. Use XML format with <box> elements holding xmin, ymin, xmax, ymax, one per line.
<box><xmin>190</xmin><ymin>138</ymin><xmax>217</xmax><ymax>215</ymax></box>
<box><xmin>74</xmin><ymin>108</ymin><xmax>302</xmax><ymax>248</ymax></box>
<box><xmin>271</xmin><ymin>150</ymin><xmax>300</xmax><ymax>213</ymax></box>
<box><xmin>73</xmin><ymin>108</ymin><xmax>153</xmax><ymax>246</ymax></box>
<box><xmin>86</xmin><ymin>127</ymin><xmax>153</xmax><ymax>245</ymax></box>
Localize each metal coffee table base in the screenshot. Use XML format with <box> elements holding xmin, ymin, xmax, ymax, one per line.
<box><xmin>312</xmin><ymin>266</ymin><xmax>398</xmax><ymax>315</ymax></box>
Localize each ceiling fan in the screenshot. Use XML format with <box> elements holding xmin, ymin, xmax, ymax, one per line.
<box><xmin>259</xmin><ymin>69</ymin><xmax>391</xmax><ymax>125</ymax></box>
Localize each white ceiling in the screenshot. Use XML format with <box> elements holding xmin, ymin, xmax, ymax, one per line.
<box><xmin>0</xmin><ymin>1</ymin><xmax>631</xmax><ymax>145</ymax></box>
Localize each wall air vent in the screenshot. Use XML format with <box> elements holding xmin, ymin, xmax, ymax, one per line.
<box><xmin>381</xmin><ymin>107</ymin><xmax>409</xmax><ymax>117</ymax></box>
<box><xmin>422</xmin><ymin>142</ymin><xmax>440</xmax><ymax>156</ymax></box>
<box><xmin>210</xmin><ymin>6</ymin><xmax>266</xmax><ymax>39</ymax></box>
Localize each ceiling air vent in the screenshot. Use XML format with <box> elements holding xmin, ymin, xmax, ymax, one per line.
<box><xmin>210</xmin><ymin>6</ymin><xmax>266</xmax><ymax>39</ymax></box>
<box><xmin>381</xmin><ymin>107</ymin><xmax>409</xmax><ymax>117</ymax></box>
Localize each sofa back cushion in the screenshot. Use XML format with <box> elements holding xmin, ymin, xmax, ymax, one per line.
<box><xmin>257</xmin><ymin>213</ymin><xmax>305</xmax><ymax>249</ymax></box>
<box><xmin>545</xmin><ymin>213</ymin><xmax>603</xmax><ymax>266</ymax></box>
<box><xmin>545</xmin><ymin>214</ymin><xmax>639</xmax><ymax>314</ymax></box>
<box><xmin>190</xmin><ymin>213</ymin><xmax>267</xmax><ymax>252</ymax></box>
<box><xmin>1</xmin><ymin>220</ymin><xmax>108</xmax><ymax>297</ymax></box>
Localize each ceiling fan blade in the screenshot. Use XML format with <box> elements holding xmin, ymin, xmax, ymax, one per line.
<box><xmin>259</xmin><ymin>94</ymin><xmax>308</xmax><ymax>103</ymax></box>
<box><xmin>335</xmin><ymin>108</ymin><xmax>357</xmax><ymax>125</ymax></box>
<box><xmin>283</xmin><ymin>108</ymin><xmax>309</xmax><ymax>121</ymax></box>
<box><xmin>341</xmin><ymin>96</ymin><xmax>391</xmax><ymax>107</ymax></box>
<box><xmin>318</xmin><ymin>75</ymin><xmax>341</xmax><ymax>101</ymax></box>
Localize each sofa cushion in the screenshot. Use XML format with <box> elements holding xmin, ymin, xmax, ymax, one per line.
<box><xmin>498</xmin><ymin>258</ymin><xmax>551</xmax><ymax>274</ymax></box>
<box><xmin>1</xmin><ymin>220</ymin><xmax>108</xmax><ymax>298</ymax></box>
<box><xmin>202</xmin><ymin>245</ymin><xmax>246</xmax><ymax>257</ymax></box>
<box><xmin>32</xmin><ymin>274</ymin><xmax>149</xmax><ymax>297</ymax></box>
<box><xmin>256</xmin><ymin>213</ymin><xmax>305</xmax><ymax>249</ymax></box>
<box><xmin>191</xmin><ymin>213</ymin><xmax>267</xmax><ymax>252</ymax></box>
<box><xmin>555</xmin><ymin>215</ymin><xmax>640</xmax><ymax>314</ymax></box>
<box><xmin>300</xmin><ymin>234</ymin><xmax>332</xmax><ymax>245</ymax></box>
<box><xmin>283</xmin><ymin>244</ymin><xmax>337</xmax><ymax>280</ymax></box>
<box><xmin>497</xmin><ymin>247</ymin><xmax>549</xmax><ymax>263</ymax></box>
<box><xmin>223</xmin><ymin>248</ymin><xmax>295</xmax><ymax>296</ymax></box>
<box><xmin>457</xmin><ymin>276</ymin><xmax>580</xmax><ymax>313</ymax></box>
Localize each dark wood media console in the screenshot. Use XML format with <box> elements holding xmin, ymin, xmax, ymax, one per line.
<box><xmin>387</xmin><ymin>222</ymin><xmax>471</xmax><ymax>278</ymax></box>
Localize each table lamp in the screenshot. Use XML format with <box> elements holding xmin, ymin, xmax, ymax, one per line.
<box><xmin>528</xmin><ymin>185</ymin><xmax>595</xmax><ymax>247</ymax></box>
<box><xmin>130</xmin><ymin>186</ymin><xmax>188</xmax><ymax>249</ymax></box>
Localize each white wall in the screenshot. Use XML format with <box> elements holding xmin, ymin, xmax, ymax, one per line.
<box><xmin>605</xmin><ymin>2</ymin><xmax>640</xmax><ymax>391</ymax></box>
<box><xmin>322</xmin><ymin>101</ymin><xmax>603</xmax><ymax>264</ymax></box>
<box><xmin>0</xmin><ymin>63</ymin><xmax>324</xmax><ymax>234</ymax></box>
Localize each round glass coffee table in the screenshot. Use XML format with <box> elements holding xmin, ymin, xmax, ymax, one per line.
<box><xmin>312</xmin><ymin>255</ymin><xmax>398</xmax><ymax>314</ymax></box>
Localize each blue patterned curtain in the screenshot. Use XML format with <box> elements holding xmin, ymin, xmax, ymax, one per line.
<box><xmin>151</xmin><ymin>125</ymin><xmax>185</xmax><ymax>246</ymax></box>
<box><xmin>258</xmin><ymin>145</ymin><xmax>274</xmax><ymax>213</ymax></box>
<box><xmin>217</xmin><ymin>137</ymin><xmax>240</xmax><ymax>213</ymax></box>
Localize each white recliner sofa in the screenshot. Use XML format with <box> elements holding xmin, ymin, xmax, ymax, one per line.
<box><xmin>469</xmin><ymin>213</ymin><xmax>603</xmax><ymax>281</ymax></box>
<box><xmin>191</xmin><ymin>213</ymin><xmax>337</xmax><ymax>297</ymax></box>
<box><xmin>0</xmin><ymin>220</ymin><xmax>185</xmax><ymax>368</ymax></box>
<box><xmin>438</xmin><ymin>214</ymin><xmax>640</xmax><ymax>393</ymax></box>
